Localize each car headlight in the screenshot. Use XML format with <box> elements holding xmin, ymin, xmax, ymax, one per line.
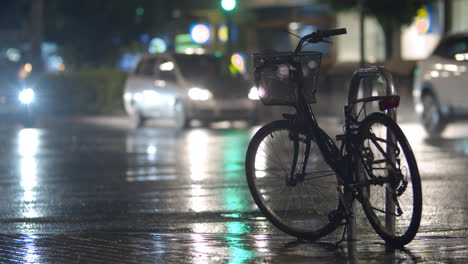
<box><xmin>18</xmin><ymin>88</ymin><xmax>35</xmax><ymax>104</ymax></box>
<box><xmin>188</xmin><ymin>87</ymin><xmax>212</xmax><ymax>101</ymax></box>
<box><xmin>248</xmin><ymin>87</ymin><xmax>260</xmax><ymax>100</ymax></box>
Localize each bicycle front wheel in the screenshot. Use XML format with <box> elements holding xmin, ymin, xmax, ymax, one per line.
<box><xmin>358</xmin><ymin>113</ymin><xmax>422</xmax><ymax>247</ymax></box>
<box><xmin>245</xmin><ymin>120</ymin><xmax>343</xmax><ymax>240</ymax></box>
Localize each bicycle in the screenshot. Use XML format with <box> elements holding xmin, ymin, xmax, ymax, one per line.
<box><xmin>245</xmin><ymin>28</ymin><xmax>422</xmax><ymax>247</ymax></box>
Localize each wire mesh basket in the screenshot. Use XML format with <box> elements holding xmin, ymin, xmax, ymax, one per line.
<box><xmin>253</xmin><ymin>51</ymin><xmax>322</xmax><ymax>106</ymax></box>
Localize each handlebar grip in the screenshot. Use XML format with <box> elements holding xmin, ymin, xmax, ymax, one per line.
<box><xmin>319</xmin><ymin>28</ymin><xmax>347</xmax><ymax>37</ymax></box>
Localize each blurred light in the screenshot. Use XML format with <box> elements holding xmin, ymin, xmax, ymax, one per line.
<box><xmin>415</xmin><ymin>5</ymin><xmax>431</xmax><ymax>34</ymax></box>
<box><xmin>119</xmin><ymin>52</ymin><xmax>140</xmax><ymax>72</ymax></box>
<box><xmin>18</xmin><ymin>63</ymin><xmax>33</xmax><ymax>79</ymax></box>
<box><xmin>154</xmin><ymin>80</ymin><xmax>166</xmax><ymax>87</ymax></box>
<box><xmin>188</xmin><ymin>87</ymin><xmax>212</xmax><ymax>101</ymax></box>
<box><xmin>214</xmin><ymin>51</ymin><xmax>223</xmax><ymax>58</ymax></box>
<box><xmin>443</xmin><ymin>64</ymin><xmax>457</xmax><ymax>71</ymax></box>
<box><xmin>18</xmin><ymin>129</ymin><xmax>39</xmax><ymax>157</ymax></box>
<box><xmin>221</xmin><ymin>0</ymin><xmax>236</xmax><ymax>11</ymax></box>
<box><xmin>190</xmin><ymin>23</ymin><xmax>211</xmax><ymax>45</ymax></box>
<box><xmin>190</xmin><ymin>185</ymin><xmax>208</xmax><ymax>212</ymax></box>
<box><xmin>184</xmin><ymin>48</ymin><xmax>195</xmax><ymax>55</ymax></box>
<box><xmin>18</xmin><ymin>130</ymin><xmax>40</xmax><ymax>219</ymax></box>
<box><xmin>195</xmin><ymin>48</ymin><xmax>205</xmax><ymax>55</ymax></box>
<box><xmin>218</xmin><ymin>24</ymin><xmax>229</xmax><ymax>44</ymax></box>
<box><xmin>6</xmin><ymin>48</ymin><xmax>21</xmax><ymax>62</ymax></box>
<box><xmin>230</xmin><ymin>52</ymin><xmax>246</xmax><ymax>73</ymax></box>
<box><xmin>455</xmin><ymin>54</ymin><xmax>465</xmax><ymax>61</ymax></box>
<box><xmin>24</xmin><ymin>63</ymin><xmax>33</xmax><ymax>73</ymax></box>
<box><xmin>148</xmin><ymin>38</ymin><xmax>167</xmax><ymax>53</ymax></box>
<box><xmin>47</xmin><ymin>55</ymin><xmax>64</xmax><ymax>71</ymax></box>
<box><xmin>140</xmin><ymin>33</ymin><xmax>149</xmax><ymax>44</ymax></box>
<box><xmin>289</xmin><ymin>22</ymin><xmax>300</xmax><ymax>31</ymax></box>
<box><xmin>248</xmin><ymin>87</ymin><xmax>260</xmax><ymax>100</ymax></box>
<box><xmin>18</xmin><ymin>88</ymin><xmax>35</xmax><ymax>104</ymax></box>
<box><xmin>147</xmin><ymin>145</ymin><xmax>157</xmax><ymax>155</ymax></box>
<box><xmin>455</xmin><ymin>53</ymin><xmax>468</xmax><ymax>61</ymax></box>
<box><xmin>187</xmin><ymin>130</ymin><xmax>209</xmax><ymax>181</ymax></box>
<box><xmin>159</xmin><ymin>61</ymin><xmax>174</xmax><ymax>71</ymax></box>
<box><xmin>136</xmin><ymin>7</ymin><xmax>144</xmax><ymax>16</ymax></box>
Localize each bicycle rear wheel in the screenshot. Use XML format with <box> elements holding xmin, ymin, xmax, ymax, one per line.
<box><xmin>245</xmin><ymin>120</ymin><xmax>343</xmax><ymax>240</ymax></box>
<box><xmin>357</xmin><ymin>113</ymin><xmax>422</xmax><ymax>247</ymax></box>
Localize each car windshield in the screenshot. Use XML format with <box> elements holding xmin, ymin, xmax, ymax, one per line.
<box><xmin>173</xmin><ymin>54</ymin><xmax>228</xmax><ymax>81</ymax></box>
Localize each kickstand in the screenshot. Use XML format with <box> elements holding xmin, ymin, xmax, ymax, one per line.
<box><xmin>335</xmin><ymin>221</ymin><xmax>348</xmax><ymax>246</ymax></box>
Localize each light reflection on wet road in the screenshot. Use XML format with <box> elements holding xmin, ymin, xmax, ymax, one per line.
<box><xmin>0</xmin><ymin>119</ymin><xmax>466</xmax><ymax>263</ymax></box>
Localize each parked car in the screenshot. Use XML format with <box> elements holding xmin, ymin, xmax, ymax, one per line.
<box><xmin>123</xmin><ymin>53</ymin><xmax>260</xmax><ymax>128</ymax></box>
<box><xmin>413</xmin><ymin>32</ymin><xmax>468</xmax><ymax>137</ymax></box>
<box><xmin>0</xmin><ymin>61</ymin><xmax>36</xmax><ymax>127</ymax></box>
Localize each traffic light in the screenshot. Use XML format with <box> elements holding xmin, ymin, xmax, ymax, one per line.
<box><xmin>221</xmin><ymin>0</ymin><xmax>236</xmax><ymax>12</ymax></box>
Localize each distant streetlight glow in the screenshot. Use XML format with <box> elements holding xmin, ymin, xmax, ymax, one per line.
<box><xmin>221</xmin><ymin>0</ymin><xmax>236</xmax><ymax>11</ymax></box>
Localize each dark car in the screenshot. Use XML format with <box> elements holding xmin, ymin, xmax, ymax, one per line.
<box><xmin>124</xmin><ymin>53</ymin><xmax>260</xmax><ymax>128</ymax></box>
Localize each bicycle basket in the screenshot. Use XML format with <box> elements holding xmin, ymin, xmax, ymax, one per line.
<box><xmin>253</xmin><ymin>51</ymin><xmax>322</xmax><ymax>106</ymax></box>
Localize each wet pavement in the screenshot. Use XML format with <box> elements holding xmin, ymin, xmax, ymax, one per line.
<box><xmin>0</xmin><ymin>105</ymin><xmax>467</xmax><ymax>263</ymax></box>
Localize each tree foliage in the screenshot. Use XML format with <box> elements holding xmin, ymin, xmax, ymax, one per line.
<box><xmin>0</xmin><ymin>0</ymin><xmax>184</xmax><ymax>68</ymax></box>
<box><xmin>42</xmin><ymin>0</ymin><xmax>177</xmax><ymax>68</ymax></box>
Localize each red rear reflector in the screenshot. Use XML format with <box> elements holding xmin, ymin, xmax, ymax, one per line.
<box><xmin>379</xmin><ymin>96</ymin><xmax>400</xmax><ymax>111</ymax></box>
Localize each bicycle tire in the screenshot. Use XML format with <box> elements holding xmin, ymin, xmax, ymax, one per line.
<box><xmin>245</xmin><ymin>119</ymin><xmax>343</xmax><ymax>240</ymax></box>
<box><xmin>357</xmin><ymin>112</ymin><xmax>422</xmax><ymax>247</ymax></box>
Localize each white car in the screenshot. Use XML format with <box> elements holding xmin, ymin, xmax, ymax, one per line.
<box><xmin>123</xmin><ymin>53</ymin><xmax>259</xmax><ymax>128</ymax></box>
<box><xmin>413</xmin><ymin>32</ymin><xmax>468</xmax><ymax>137</ymax></box>
<box><xmin>0</xmin><ymin>62</ymin><xmax>36</xmax><ymax>127</ymax></box>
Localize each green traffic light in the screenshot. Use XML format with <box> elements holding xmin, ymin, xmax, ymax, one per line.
<box><xmin>221</xmin><ymin>0</ymin><xmax>236</xmax><ymax>11</ymax></box>
<box><xmin>136</xmin><ymin>7</ymin><xmax>144</xmax><ymax>16</ymax></box>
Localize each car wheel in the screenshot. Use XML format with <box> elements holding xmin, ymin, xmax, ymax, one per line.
<box><xmin>421</xmin><ymin>93</ymin><xmax>446</xmax><ymax>137</ymax></box>
<box><xmin>174</xmin><ymin>100</ymin><xmax>189</xmax><ymax>129</ymax></box>
<box><xmin>130</xmin><ymin>113</ymin><xmax>146</xmax><ymax>128</ymax></box>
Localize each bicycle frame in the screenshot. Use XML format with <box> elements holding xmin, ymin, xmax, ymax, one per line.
<box><xmin>285</xmin><ymin>60</ymin><xmax>401</xmax><ymax>197</ymax></box>
<box><xmin>285</xmin><ymin>58</ymin><xmax>343</xmax><ymax>186</ymax></box>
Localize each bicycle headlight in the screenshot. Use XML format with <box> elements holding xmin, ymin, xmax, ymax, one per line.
<box><xmin>18</xmin><ymin>88</ymin><xmax>35</xmax><ymax>104</ymax></box>
<box><xmin>188</xmin><ymin>87</ymin><xmax>212</xmax><ymax>101</ymax></box>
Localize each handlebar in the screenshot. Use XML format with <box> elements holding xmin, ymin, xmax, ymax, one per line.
<box><xmin>294</xmin><ymin>28</ymin><xmax>347</xmax><ymax>54</ymax></box>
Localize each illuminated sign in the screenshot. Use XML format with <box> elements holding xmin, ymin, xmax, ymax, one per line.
<box><xmin>230</xmin><ymin>52</ymin><xmax>246</xmax><ymax>73</ymax></box>
<box><xmin>415</xmin><ymin>5</ymin><xmax>431</xmax><ymax>34</ymax></box>
<box><xmin>190</xmin><ymin>23</ymin><xmax>211</xmax><ymax>45</ymax></box>
<box><xmin>218</xmin><ymin>24</ymin><xmax>229</xmax><ymax>44</ymax></box>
